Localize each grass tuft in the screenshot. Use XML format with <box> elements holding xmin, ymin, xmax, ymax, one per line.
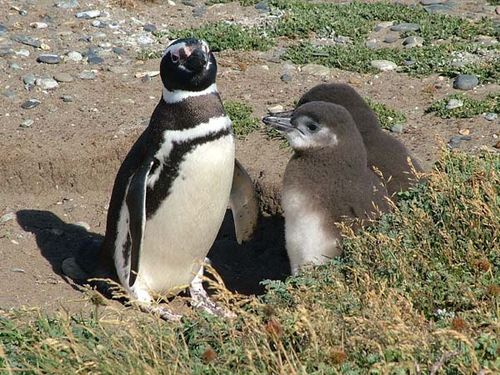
<box><xmin>224</xmin><ymin>100</ymin><xmax>261</xmax><ymax>138</ymax></box>
<box><xmin>426</xmin><ymin>93</ymin><xmax>500</xmax><ymax>118</ymax></box>
<box><xmin>365</xmin><ymin>97</ymin><xmax>407</xmax><ymax>129</ymax></box>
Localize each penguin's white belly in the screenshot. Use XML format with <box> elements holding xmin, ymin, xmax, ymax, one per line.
<box><xmin>282</xmin><ymin>188</ymin><xmax>341</xmax><ymax>275</ymax></box>
<box><xmin>139</xmin><ymin>135</ymin><xmax>235</xmax><ymax>293</ymax></box>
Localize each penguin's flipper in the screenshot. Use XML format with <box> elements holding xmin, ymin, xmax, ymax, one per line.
<box><xmin>126</xmin><ymin>160</ymin><xmax>153</xmax><ymax>287</ymax></box>
<box><xmin>230</xmin><ymin>159</ymin><xmax>259</xmax><ymax>244</ymax></box>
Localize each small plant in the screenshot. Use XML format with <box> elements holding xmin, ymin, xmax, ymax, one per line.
<box><xmin>426</xmin><ymin>93</ymin><xmax>499</xmax><ymax>118</ymax></box>
<box><xmin>224</xmin><ymin>100</ymin><xmax>261</xmax><ymax>138</ymax></box>
<box><xmin>136</xmin><ymin>48</ymin><xmax>162</xmax><ymax>60</ymax></box>
<box><xmin>365</xmin><ymin>98</ymin><xmax>407</xmax><ymax>129</ymax></box>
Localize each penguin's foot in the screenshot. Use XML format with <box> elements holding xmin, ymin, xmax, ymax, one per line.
<box><xmin>61</xmin><ymin>257</ymin><xmax>90</xmax><ymax>280</ymax></box>
<box><xmin>189</xmin><ymin>265</ymin><xmax>236</xmax><ymax>319</ymax></box>
<box><xmin>138</xmin><ymin>303</ymin><xmax>183</xmax><ymax>322</ymax></box>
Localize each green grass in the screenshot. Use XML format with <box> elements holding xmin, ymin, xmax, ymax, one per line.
<box><xmin>426</xmin><ymin>93</ymin><xmax>500</xmax><ymax>118</ymax></box>
<box><xmin>224</xmin><ymin>100</ymin><xmax>261</xmax><ymax>138</ymax></box>
<box><xmin>365</xmin><ymin>98</ymin><xmax>407</xmax><ymax>129</ymax></box>
<box><xmin>1</xmin><ymin>150</ymin><xmax>498</xmax><ymax>374</ymax></box>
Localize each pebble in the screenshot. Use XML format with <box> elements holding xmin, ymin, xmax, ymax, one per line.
<box><xmin>10</xmin><ymin>63</ymin><xmax>22</xmax><ymax>70</ymax></box>
<box><xmin>143</xmin><ymin>24</ymin><xmax>157</xmax><ymax>33</ymax></box>
<box><xmin>495</xmin><ymin>140</ymin><xmax>500</xmax><ymax>149</ymax></box>
<box><xmin>37</xmin><ymin>54</ymin><xmax>61</xmax><ymax>64</ymax></box>
<box><xmin>15</xmin><ymin>49</ymin><xmax>30</xmax><ymax>57</ymax></box>
<box><xmin>112</xmin><ymin>47</ymin><xmax>127</xmax><ymax>55</ymax></box>
<box><xmin>56</xmin><ymin>0</ymin><xmax>79</xmax><ymax>9</ymax></box>
<box><xmin>453</xmin><ymin>74</ymin><xmax>479</xmax><ymax>91</ymax></box>
<box><xmin>30</xmin><ymin>22</ymin><xmax>48</xmax><ymax>29</ymax></box>
<box><xmin>21</xmin><ymin>99</ymin><xmax>41</xmax><ymax>109</ymax></box>
<box><xmin>446</xmin><ymin>98</ymin><xmax>463</xmax><ymax>110</ymax></box>
<box><xmin>108</xmin><ymin>66</ymin><xmax>128</xmax><ymax>74</ymax></box>
<box><xmin>280</xmin><ymin>73</ymin><xmax>292</xmax><ymax>82</ymax></box>
<box><xmin>137</xmin><ymin>35</ymin><xmax>154</xmax><ymax>45</ymax></box>
<box><xmin>135</xmin><ymin>71</ymin><xmax>160</xmax><ymax>78</ymax></box>
<box><xmin>61</xmin><ymin>95</ymin><xmax>73</xmax><ymax>102</ymax></box>
<box><xmin>0</xmin><ymin>212</ymin><xmax>15</xmax><ymax>223</ymax></box>
<box><xmin>301</xmin><ymin>63</ymin><xmax>330</xmax><ymax>77</ymax></box>
<box><xmin>267</xmin><ymin>105</ymin><xmax>284</xmax><ymax>114</ymax></box>
<box><xmin>390</xmin><ymin>23</ymin><xmax>420</xmax><ymax>32</ymax></box>
<box><xmin>75</xmin><ymin>221</ymin><xmax>91</xmax><ymax>231</ymax></box>
<box><xmin>448</xmin><ymin>135</ymin><xmax>466</xmax><ymax>149</ymax></box>
<box><xmin>423</xmin><ymin>3</ymin><xmax>454</xmax><ymax>14</ymax></box>
<box><xmin>483</xmin><ymin>112</ymin><xmax>498</xmax><ymax>121</ymax></box>
<box><xmin>0</xmin><ymin>24</ymin><xmax>7</xmax><ymax>35</ymax></box>
<box><xmin>76</xmin><ymin>10</ymin><xmax>101</xmax><ymax>19</ymax></box>
<box><xmin>403</xmin><ymin>36</ymin><xmax>424</xmax><ymax>48</ymax></box>
<box><xmin>374</xmin><ymin>21</ymin><xmax>394</xmax><ymax>31</ymax></box>
<box><xmin>420</xmin><ymin>0</ymin><xmax>447</xmax><ymax>4</ymax></box>
<box><xmin>390</xmin><ymin>124</ymin><xmax>404</xmax><ymax>133</ymax></box>
<box><xmin>12</xmin><ymin>35</ymin><xmax>41</xmax><ymax>48</ymax></box>
<box><xmin>53</xmin><ymin>72</ymin><xmax>74</xmax><ymax>82</ymax></box>
<box><xmin>23</xmin><ymin>73</ymin><xmax>36</xmax><ymax>86</ymax></box>
<box><xmin>2</xmin><ymin>89</ymin><xmax>16</xmax><ymax>99</ymax></box>
<box><xmin>365</xmin><ymin>39</ymin><xmax>378</xmax><ymax>49</ymax></box>
<box><xmin>181</xmin><ymin>0</ymin><xmax>195</xmax><ymax>6</ymax></box>
<box><xmin>11</xmin><ymin>268</ymin><xmax>25</xmax><ymax>273</ymax></box>
<box><xmin>383</xmin><ymin>34</ymin><xmax>399</xmax><ymax>43</ymax></box>
<box><xmin>193</xmin><ymin>6</ymin><xmax>207</xmax><ymax>17</ymax></box>
<box><xmin>36</xmin><ymin>77</ymin><xmax>59</xmax><ymax>90</ymax></box>
<box><xmin>87</xmin><ymin>54</ymin><xmax>104</xmax><ymax>64</ymax></box>
<box><xmin>255</xmin><ymin>1</ymin><xmax>270</xmax><ymax>13</ymax></box>
<box><xmin>66</xmin><ymin>51</ymin><xmax>83</xmax><ymax>62</ymax></box>
<box><xmin>20</xmin><ymin>119</ymin><xmax>34</xmax><ymax>128</ymax></box>
<box><xmin>79</xmin><ymin>70</ymin><xmax>96</xmax><ymax>80</ymax></box>
<box><xmin>370</xmin><ymin>60</ymin><xmax>398</xmax><ymax>71</ymax></box>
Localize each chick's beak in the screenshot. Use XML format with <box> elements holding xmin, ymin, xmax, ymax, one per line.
<box><xmin>262</xmin><ymin>110</ymin><xmax>294</xmax><ymax>132</ymax></box>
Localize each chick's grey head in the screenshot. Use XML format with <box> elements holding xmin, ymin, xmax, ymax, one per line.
<box><xmin>160</xmin><ymin>38</ymin><xmax>217</xmax><ymax>92</ymax></box>
<box><xmin>263</xmin><ymin>101</ymin><xmax>358</xmax><ymax>151</ymax></box>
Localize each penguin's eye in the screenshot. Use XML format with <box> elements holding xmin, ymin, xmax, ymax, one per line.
<box><xmin>171</xmin><ymin>53</ymin><xmax>180</xmax><ymax>63</ymax></box>
<box><xmin>307</xmin><ymin>123</ymin><xmax>318</xmax><ymax>132</ymax></box>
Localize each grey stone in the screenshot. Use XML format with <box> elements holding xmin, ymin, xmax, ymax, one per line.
<box><xmin>137</xmin><ymin>34</ymin><xmax>154</xmax><ymax>45</ymax></box>
<box><xmin>11</xmin><ymin>268</ymin><xmax>25</xmax><ymax>273</ymax></box>
<box><xmin>403</xmin><ymin>36</ymin><xmax>424</xmax><ymax>48</ymax></box>
<box><xmin>61</xmin><ymin>95</ymin><xmax>73</xmax><ymax>102</ymax></box>
<box><xmin>55</xmin><ymin>0</ymin><xmax>79</xmax><ymax>9</ymax></box>
<box><xmin>0</xmin><ymin>47</ymin><xmax>14</xmax><ymax>57</ymax></box>
<box><xmin>334</xmin><ymin>35</ymin><xmax>351</xmax><ymax>44</ymax></box>
<box><xmin>301</xmin><ymin>63</ymin><xmax>330</xmax><ymax>77</ymax></box>
<box><xmin>20</xmin><ymin>119</ymin><xmax>34</xmax><ymax>128</ymax></box>
<box><xmin>0</xmin><ymin>24</ymin><xmax>7</xmax><ymax>35</ymax></box>
<box><xmin>446</xmin><ymin>98</ymin><xmax>463</xmax><ymax>109</ymax></box>
<box><xmin>37</xmin><ymin>54</ymin><xmax>61</xmax><ymax>64</ymax></box>
<box><xmin>66</xmin><ymin>51</ymin><xmax>83</xmax><ymax>62</ymax></box>
<box><xmin>21</xmin><ymin>99</ymin><xmax>41</xmax><ymax>109</ymax></box>
<box><xmin>143</xmin><ymin>23</ymin><xmax>157</xmax><ymax>32</ymax></box>
<box><xmin>53</xmin><ymin>72</ymin><xmax>73</xmax><ymax>82</ymax></box>
<box><xmin>12</xmin><ymin>35</ymin><xmax>41</xmax><ymax>48</ymax></box>
<box><xmin>390</xmin><ymin>124</ymin><xmax>404</xmax><ymax>133</ymax></box>
<box><xmin>181</xmin><ymin>0</ymin><xmax>195</xmax><ymax>6</ymax></box>
<box><xmin>19</xmin><ymin>10</ymin><xmax>28</xmax><ymax>16</ymax></box>
<box><xmin>280</xmin><ymin>73</ymin><xmax>292</xmax><ymax>82</ymax></box>
<box><xmin>76</xmin><ymin>10</ymin><xmax>101</xmax><ymax>19</ymax></box>
<box><xmin>87</xmin><ymin>54</ymin><xmax>104</xmax><ymax>64</ymax></box>
<box><xmin>374</xmin><ymin>21</ymin><xmax>393</xmax><ymax>31</ymax></box>
<box><xmin>483</xmin><ymin>112</ymin><xmax>498</xmax><ymax>121</ymax></box>
<box><xmin>91</xmin><ymin>20</ymin><xmax>107</xmax><ymax>28</ymax></box>
<box><xmin>30</xmin><ymin>22</ymin><xmax>48</xmax><ymax>29</ymax></box>
<box><xmin>15</xmin><ymin>49</ymin><xmax>30</xmax><ymax>57</ymax></box>
<box><xmin>36</xmin><ymin>77</ymin><xmax>59</xmax><ymax>90</ymax></box>
<box><xmin>366</xmin><ymin>39</ymin><xmax>379</xmax><ymax>49</ymax></box>
<box><xmin>420</xmin><ymin>0</ymin><xmax>447</xmax><ymax>4</ymax></box>
<box><xmin>23</xmin><ymin>73</ymin><xmax>36</xmax><ymax>86</ymax></box>
<box><xmin>0</xmin><ymin>212</ymin><xmax>15</xmax><ymax>223</ymax></box>
<box><xmin>79</xmin><ymin>70</ymin><xmax>96</xmax><ymax>80</ymax></box>
<box><xmin>2</xmin><ymin>89</ymin><xmax>16</xmax><ymax>99</ymax></box>
<box><xmin>10</xmin><ymin>63</ymin><xmax>22</xmax><ymax>70</ymax></box>
<box><xmin>193</xmin><ymin>6</ymin><xmax>207</xmax><ymax>17</ymax></box>
<box><xmin>423</xmin><ymin>3</ymin><xmax>454</xmax><ymax>14</ymax></box>
<box><xmin>108</xmin><ymin>66</ymin><xmax>128</xmax><ymax>74</ymax></box>
<box><xmin>112</xmin><ymin>47</ymin><xmax>127</xmax><ymax>55</ymax></box>
<box><xmin>370</xmin><ymin>60</ymin><xmax>398</xmax><ymax>71</ymax></box>
<box><xmin>383</xmin><ymin>34</ymin><xmax>399</xmax><ymax>43</ymax></box>
<box><xmin>448</xmin><ymin>136</ymin><xmax>462</xmax><ymax>148</ymax></box>
<box><xmin>255</xmin><ymin>1</ymin><xmax>270</xmax><ymax>12</ymax></box>
<box><xmin>453</xmin><ymin>74</ymin><xmax>479</xmax><ymax>90</ymax></box>
<box><xmin>390</xmin><ymin>23</ymin><xmax>420</xmax><ymax>32</ymax></box>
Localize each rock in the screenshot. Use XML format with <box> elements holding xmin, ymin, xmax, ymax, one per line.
<box><xmin>61</xmin><ymin>95</ymin><xmax>73</xmax><ymax>102</ymax></box>
<box><xmin>374</xmin><ymin>21</ymin><xmax>394</xmax><ymax>31</ymax></box>
<box><xmin>365</xmin><ymin>39</ymin><xmax>378</xmax><ymax>49</ymax></box>
<box><xmin>87</xmin><ymin>54</ymin><xmax>104</xmax><ymax>64</ymax></box>
<box><xmin>36</xmin><ymin>77</ymin><xmax>59</xmax><ymax>90</ymax></box>
<box><xmin>403</xmin><ymin>36</ymin><xmax>424</xmax><ymax>48</ymax></box>
<box><xmin>0</xmin><ymin>47</ymin><xmax>14</xmax><ymax>57</ymax></box>
<box><xmin>30</xmin><ymin>22</ymin><xmax>48</xmax><ymax>29</ymax></box>
<box><xmin>390</xmin><ymin>124</ymin><xmax>404</xmax><ymax>133</ymax></box>
<box><xmin>448</xmin><ymin>136</ymin><xmax>462</xmax><ymax>148</ymax></box>
<box><xmin>143</xmin><ymin>24</ymin><xmax>157</xmax><ymax>33</ymax></box>
<box><xmin>301</xmin><ymin>63</ymin><xmax>330</xmax><ymax>77</ymax></box>
<box><xmin>383</xmin><ymin>34</ymin><xmax>399</xmax><ymax>43</ymax></box>
<box><xmin>483</xmin><ymin>112</ymin><xmax>498</xmax><ymax>121</ymax></box>
<box><xmin>280</xmin><ymin>73</ymin><xmax>292</xmax><ymax>82</ymax></box>
<box><xmin>53</xmin><ymin>72</ymin><xmax>74</xmax><ymax>82</ymax></box>
<box><xmin>20</xmin><ymin>119</ymin><xmax>34</xmax><ymax>128</ymax></box>
<box><xmin>37</xmin><ymin>54</ymin><xmax>61</xmax><ymax>64</ymax></box>
<box><xmin>370</xmin><ymin>60</ymin><xmax>397</xmax><ymax>71</ymax></box>
<box><xmin>390</xmin><ymin>23</ymin><xmax>420</xmax><ymax>32</ymax></box>
<box><xmin>334</xmin><ymin>35</ymin><xmax>352</xmax><ymax>44</ymax></box>
<box><xmin>10</xmin><ymin>63</ymin><xmax>22</xmax><ymax>70</ymax></box>
<box><xmin>168</xmin><ymin>0</ymin><xmax>175</xmax><ymax>5</ymax></box>
<box><xmin>255</xmin><ymin>1</ymin><xmax>270</xmax><ymax>13</ymax></box>
<box><xmin>12</xmin><ymin>35</ymin><xmax>41</xmax><ymax>48</ymax></box>
<box><xmin>55</xmin><ymin>0</ymin><xmax>79</xmax><ymax>9</ymax></box>
<box><xmin>495</xmin><ymin>140</ymin><xmax>500</xmax><ymax>149</ymax></box>
<box><xmin>2</xmin><ymin>89</ymin><xmax>16</xmax><ymax>99</ymax></box>
<box><xmin>0</xmin><ymin>212</ymin><xmax>15</xmax><ymax>223</ymax></box>
<box><xmin>21</xmin><ymin>99</ymin><xmax>41</xmax><ymax>109</ymax></box>
<box><xmin>112</xmin><ymin>47</ymin><xmax>127</xmax><ymax>55</ymax></box>
<box><xmin>181</xmin><ymin>0</ymin><xmax>195</xmax><ymax>6</ymax></box>
<box><xmin>0</xmin><ymin>24</ymin><xmax>7</xmax><ymax>35</ymax></box>
<box><xmin>420</xmin><ymin>0</ymin><xmax>447</xmax><ymax>4</ymax></box>
<box><xmin>137</xmin><ymin>34</ymin><xmax>154</xmax><ymax>45</ymax></box>
<box><xmin>446</xmin><ymin>98</ymin><xmax>463</xmax><ymax>109</ymax></box>
<box><xmin>423</xmin><ymin>3</ymin><xmax>454</xmax><ymax>14</ymax></box>
<box><xmin>75</xmin><ymin>221</ymin><xmax>91</xmax><ymax>231</ymax></box>
<box><xmin>23</xmin><ymin>73</ymin><xmax>36</xmax><ymax>86</ymax></box>
<box><xmin>11</xmin><ymin>268</ymin><xmax>25</xmax><ymax>273</ymax></box>
<box><xmin>15</xmin><ymin>49</ymin><xmax>30</xmax><ymax>57</ymax></box>
<box><xmin>267</xmin><ymin>105</ymin><xmax>284</xmax><ymax>114</ymax></box>
<box><xmin>135</xmin><ymin>71</ymin><xmax>160</xmax><ymax>78</ymax></box>
<box><xmin>66</xmin><ymin>51</ymin><xmax>83</xmax><ymax>62</ymax></box>
<box><xmin>91</xmin><ymin>20</ymin><xmax>106</xmax><ymax>28</ymax></box>
<box><xmin>79</xmin><ymin>70</ymin><xmax>96</xmax><ymax>80</ymax></box>
<box><xmin>193</xmin><ymin>6</ymin><xmax>207</xmax><ymax>17</ymax></box>
<box><xmin>76</xmin><ymin>10</ymin><xmax>101</xmax><ymax>19</ymax></box>
<box><xmin>40</xmin><ymin>43</ymin><xmax>51</xmax><ymax>51</ymax></box>
<box><xmin>108</xmin><ymin>66</ymin><xmax>128</xmax><ymax>74</ymax></box>
<box><xmin>453</xmin><ymin>74</ymin><xmax>479</xmax><ymax>90</ymax></box>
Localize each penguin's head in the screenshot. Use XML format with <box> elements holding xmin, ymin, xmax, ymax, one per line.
<box><xmin>160</xmin><ymin>38</ymin><xmax>217</xmax><ymax>92</ymax></box>
<box><xmin>263</xmin><ymin>101</ymin><xmax>359</xmax><ymax>151</ymax></box>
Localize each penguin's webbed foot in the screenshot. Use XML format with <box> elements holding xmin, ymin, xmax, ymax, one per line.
<box><xmin>138</xmin><ymin>303</ymin><xmax>183</xmax><ymax>322</ymax></box>
<box><xmin>189</xmin><ymin>265</ymin><xmax>236</xmax><ymax>319</ymax></box>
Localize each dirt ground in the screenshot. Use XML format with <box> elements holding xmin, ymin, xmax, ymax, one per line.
<box><xmin>0</xmin><ymin>0</ymin><xmax>498</xmax><ymax>315</ymax></box>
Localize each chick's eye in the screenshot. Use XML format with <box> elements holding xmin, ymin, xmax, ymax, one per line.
<box><xmin>171</xmin><ymin>53</ymin><xmax>179</xmax><ymax>63</ymax></box>
<box><xmin>307</xmin><ymin>123</ymin><xmax>318</xmax><ymax>132</ymax></box>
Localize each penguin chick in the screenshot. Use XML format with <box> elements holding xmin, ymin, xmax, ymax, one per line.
<box><xmin>62</xmin><ymin>38</ymin><xmax>258</xmax><ymax>320</ymax></box>
<box><xmin>267</xmin><ymin>83</ymin><xmax>422</xmax><ymax>197</ymax></box>
<box><xmin>263</xmin><ymin>101</ymin><xmax>390</xmax><ymax>275</ymax></box>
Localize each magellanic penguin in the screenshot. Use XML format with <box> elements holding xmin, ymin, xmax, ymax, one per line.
<box><xmin>263</xmin><ymin>101</ymin><xmax>391</xmax><ymax>275</ymax></box>
<box><xmin>62</xmin><ymin>38</ymin><xmax>258</xmax><ymax>320</ymax></box>
<box><xmin>267</xmin><ymin>83</ymin><xmax>423</xmax><ymax>197</ymax></box>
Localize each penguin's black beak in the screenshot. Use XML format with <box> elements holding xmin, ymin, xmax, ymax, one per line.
<box><xmin>262</xmin><ymin>111</ymin><xmax>294</xmax><ymax>132</ymax></box>
<box><xmin>184</xmin><ymin>47</ymin><xmax>209</xmax><ymax>73</ymax></box>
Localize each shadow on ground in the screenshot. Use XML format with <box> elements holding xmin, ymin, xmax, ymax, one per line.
<box><xmin>16</xmin><ymin>209</ymin><xmax>290</xmax><ymax>297</ymax></box>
